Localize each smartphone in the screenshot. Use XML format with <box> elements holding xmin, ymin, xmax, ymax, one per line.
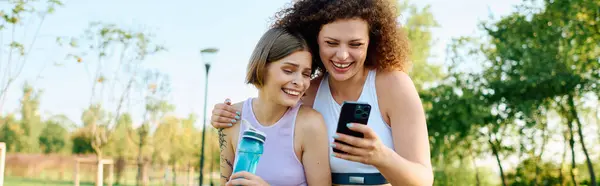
<box><xmin>333</xmin><ymin>101</ymin><xmax>371</xmax><ymax>154</ymax></box>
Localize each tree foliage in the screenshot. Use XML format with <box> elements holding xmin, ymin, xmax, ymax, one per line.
<box><xmin>424</xmin><ymin>0</ymin><xmax>600</xmax><ymax>185</ymax></box>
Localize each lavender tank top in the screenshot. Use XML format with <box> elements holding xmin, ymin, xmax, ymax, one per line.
<box><xmin>234</xmin><ymin>98</ymin><xmax>307</xmax><ymax>186</ymax></box>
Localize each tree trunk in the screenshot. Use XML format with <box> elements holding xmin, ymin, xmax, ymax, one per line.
<box><xmin>559</xmin><ymin>129</ymin><xmax>568</xmax><ymax>186</ymax></box>
<box><xmin>438</xmin><ymin>146</ymin><xmax>448</xmax><ymax>185</ymax></box>
<box><xmin>488</xmin><ymin>133</ymin><xmax>507</xmax><ymax>186</ymax></box>
<box><xmin>559</xmin><ymin>131</ymin><xmax>567</xmax><ymax>186</ymax></box>
<box><xmin>172</xmin><ymin>162</ymin><xmax>177</xmax><ymax>186</ymax></box>
<box><xmin>469</xmin><ymin>148</ymin><xmax>481</xmax><ymax>186</ymax></box>
<box><xmin>567</xmin><ymin>95</ymin><xmax>596</xmax><ymax>186</ymax></box>
<box><xmin>142</xmin><ymin>163</ymin><xmax>149</xmax><ymax>186</ymax></box>
<box><xmin>567</xmin><ymin>117</ymin><xmax>578</xmax><ymax>186</ymax></box>
<box><xmin>115</xmin><ymin>157</ymin><xmax>125</xmax><ymax>185</ymax></box>
<box><xmin>534</xmin><ymin>121</ymin><xmax>548</xmax><ymax>186</ymax></box>
<box><xmin>560</xmin><ymin>103</ymin><xmax>579</xmax><ymax>186</ymax></box>
<box><xmin>517</xmin><ymin>126</ymin><xmax>526</xmax><ymax>163</ymax></box>
<box><xmin>596</xmin><ymin>105</ymin><xmax>600</xmax><ymax>145</ymax></box>
<box><xmin>137</xmin><ymin>132</ymin><xmax>145</xmax><ymax>186</ymax></box>
<box><xmin>96</xmin><ymin>154</ymin><xmax>103</xmax><ymax>186</ymax></box>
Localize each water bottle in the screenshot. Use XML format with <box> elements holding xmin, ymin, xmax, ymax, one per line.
<box><xmin>232</xmin><ymin>124</ymin><xmax>267</xmax><ymax>175</ymax></box>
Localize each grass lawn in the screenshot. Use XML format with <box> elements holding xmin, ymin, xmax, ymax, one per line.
<box><xmin>4</xmin><ymin>176</ymin><xmax>95</xmax><ymax>186</ymax></box>
<box><xmin>4</xmin><ymin>176</ymin><xmax>219</xmax><ymax>186</ymax></box>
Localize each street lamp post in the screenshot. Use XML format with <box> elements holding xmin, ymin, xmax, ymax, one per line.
<box><xmin>199</xmin><ymin>47</ymin><xmax>218</xmax><ymax>186</ymax></box>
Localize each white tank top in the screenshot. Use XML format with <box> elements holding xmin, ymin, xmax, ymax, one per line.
<box><xmin>313</xmin><ymin>69</ymin><xmax>395</xmax><ymax>173</ymax></box>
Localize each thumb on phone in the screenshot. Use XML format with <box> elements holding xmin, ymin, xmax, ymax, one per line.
<box><xmin>224</xmin><ymin>98</ymin><xmax>232</xmax><ymax>105</ymax></box>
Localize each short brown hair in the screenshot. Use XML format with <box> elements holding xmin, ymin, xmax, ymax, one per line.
<box><xmin>272</xmin><ymin>0</ymin><xmax>410</xmax><ymax>72</ymax></box>
<box><xmin>246</xmin><ymin>28</ymin><xmax>311</xmax><ymax>87</ymax></box>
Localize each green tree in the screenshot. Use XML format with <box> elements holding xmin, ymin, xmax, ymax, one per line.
<box><xmin>61</xmin><ymin>21</ymin><xmax>165</xmax><ymax>186</ymax></box>
<box><xmin>0</xmin><ymin>114</ymin><xmax>26</xmax><ymax>152</ymax></box>
<box><xmin>396</xmin><ymin>1</ymin><xmax>443</xmax><ymax>91</ymax></box>
<box><xmin>152</xmin><ymin>115</ymin><xmax>180</xmax><ymax>165</ymax></box>
<box><xmin>152</xmin><ymin>115</ymin><xmax>182</xmax><ymax>184</ymax></box>
<box><xmin>105</xmin><ymin>113</ymin><xmax>135</xmax><ymax>158</ymax></box>
<box><xmin>180</xmin><ymin>114</ymin><xmax>205</xmax><ymax>171</ymax></box>
<box><xmin>71</xmin><ymin>127</ymin><xmax>94</xmax><ymax>154</ymax></box>
<box><xmin>38</xmin><ymin>121</ymin><xmax>69</xmax><ymax>154</ymax></box>
<box><xmin>47</xmin><ymin>114</ymin><xmax>78</xmax><ymax>131</ymax></box>
<box><xmin>106</xmin><ymin>113</ymin><xmax>135</xmax><ymax>185</ymax></box>
<box><xmin>506</xmin><ymin>158</ymin><xmax>564</xmax><ymax>186</ymax></box>
<box><xmin>432</xmin><ymin>0</ymin><xmax>600</xmax><ymax>185</ymax></box>
<box><xmin>478</xmin><ymin>0</ymin><xmax>599</xmax><ymax>184</ymax></box>
<box><xmin>129</xmin><ymin>70</ymin><xmax>173</xmax><ymax>186</ymax></box>
<box><xmin>19</xmin><ymin>83</ymin><xmax>44</xmax><ymax>153</ymax></box>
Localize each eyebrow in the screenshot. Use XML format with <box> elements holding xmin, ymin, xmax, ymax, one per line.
<box><xmin>283</xmin><ymin>62</ymin><xmax>312</xmax><ymax>71</ymax></box>
<box><xmin>283</xmin><ymin>62</ymin><xmax>299</xmax><ymax>67</ymax></box>
<box><xmin>324</xmin><ymin>37</ymin><xmax>364</xmax><ymax>42</ymax></box>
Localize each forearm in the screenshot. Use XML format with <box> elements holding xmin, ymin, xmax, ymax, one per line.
<box><xmin>376</xmin><ymin>148</ymin><xmax>434</xmax><ymax>186</ymax></box>
<box><xmin>220</xmin><ymin>158</ymin><xmax>233</xmax><ymax>184</ymax></box>
<box><xmin>219</xmin><ymin>128</ymin><xmax>235</xmax><ymax>184</ymax></box>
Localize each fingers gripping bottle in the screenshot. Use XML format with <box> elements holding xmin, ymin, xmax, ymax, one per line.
<box><xmin>232</xmin><ymin>120</ymin><xmax>267</xmax><ymax>175</ymax></box>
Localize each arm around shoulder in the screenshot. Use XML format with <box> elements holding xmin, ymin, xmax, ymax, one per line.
<box><xmin>377</xmin><ymin>71</ymin><xmax>433</xmax><ymax>185</ymax></box>
<box><xmin>298</xmin><ymin>106</ymin><xmax>332</xmax><ymax>186</ymax></box>
<box><xmin>211</xmin><ymin>100</ymin><xmax>244</xmax><ymax>128</ymax></box>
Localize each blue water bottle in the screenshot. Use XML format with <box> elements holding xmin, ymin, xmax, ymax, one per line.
<box><xmin>232</xmin><ymin>126</ymin><xmax>267</xmax><ymax>174</ymax></box>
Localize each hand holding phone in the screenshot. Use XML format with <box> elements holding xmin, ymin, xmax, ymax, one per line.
<box><xmin>333</xmin><ymin>101</ymin><xmax>371</xmax><ymax>154</ymax></box>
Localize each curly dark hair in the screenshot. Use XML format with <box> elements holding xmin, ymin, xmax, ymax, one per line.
<box><xmin>271</xmin><ymin>0</ymin><xmax>410</xmax><ymax>73</ymax></box>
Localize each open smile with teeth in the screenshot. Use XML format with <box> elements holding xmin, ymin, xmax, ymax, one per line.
<box><xmin>332</xmin><ymin>61</ymin><xmax>353</xmax><ymax>68</ymax></box>
<box><xmin>282</xmin><ymin>88</ymin><xmax>301</xmax><ymax>96</ymax></box>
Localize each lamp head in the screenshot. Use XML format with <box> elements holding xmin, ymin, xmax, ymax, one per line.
<box><xmin>200</xmin><ymin>48</ymin><xmax>219</xmax><ymax>66</ymax></box>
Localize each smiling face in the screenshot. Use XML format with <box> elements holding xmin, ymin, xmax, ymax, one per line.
<box><xmin>261</xmin><ymin>51</ymin><xmax>312</xmax><ymax>107</ymax></box>
<box><xmin>317</xmin><ymin>18</ymin><xmax>370</xmax><ymax>81</ymax></box>
<box><xmin>246</xmin><ymin>28</ymin><xmax>313</xmax><ymax>107</ymax></box>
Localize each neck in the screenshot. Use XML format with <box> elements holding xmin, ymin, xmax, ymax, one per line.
<box><xmin>252</xmin><ymin>93</ymin><xmax>289</xmax><ymax>126</ymax></box>
<box><xmin>328</xmin><ymin>68</ymin><xmax>370</xmax><ymax>104</ymax></box>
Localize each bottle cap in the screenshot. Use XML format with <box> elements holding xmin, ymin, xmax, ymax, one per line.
<box><xmin>241</xmin><ymin>119</ymin><xmax>266</xmax><ymax>143</ymax></box>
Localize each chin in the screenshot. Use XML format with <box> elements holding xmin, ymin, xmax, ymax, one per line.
<box><xmin>279</xmin><ymin>89</ymin><xmax>303</xmax><ymax>107</ymax></box>
<box><xmin>283</xmin><ymin>100</ymin><xmax>299</xmax><ymax>107</ymax></box>
<box><xmin>275</xmin><ymin>98</ymin><xmax>300</xmax><ymax>107</ymax></box>
<box><xmin>325</xmin><ymin>68</ymin><xmax>356</xmax><ymax>82</ymax></box>
<box><xmin>328</xmin><ymin>72</ymin><xmax>354</xmax><ymax>82</ymax></box>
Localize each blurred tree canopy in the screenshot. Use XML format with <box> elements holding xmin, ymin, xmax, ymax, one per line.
<box><xmin>422</xmin><ymin>0</ymin><xmax>599</xmax><ymax>185</ymax></box>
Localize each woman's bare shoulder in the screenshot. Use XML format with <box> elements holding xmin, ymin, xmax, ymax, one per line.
<box><xmin>221</xmin><ymin>102</ymin><xmax>244</xmax><ymax>135</ymax></box>
<box><xmin>296</xmin><ymin>105</ymin><xmax>327</xmax><ymax>133</ymax></box>
<box><xmin>232</xmin><ymin>101</ymin><xmax>244</xmax><ymax>110</ymax></box>
<box><xmin>375</xmin><ymin>70</ymin><xmax>419</xmax><ymax>103</ymax></box>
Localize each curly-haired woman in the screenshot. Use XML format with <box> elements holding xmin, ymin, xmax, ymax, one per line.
<box><xmin>215</xmin><ymin>0</ymin><xmax>433</xmax><ymax>185</ymax></box>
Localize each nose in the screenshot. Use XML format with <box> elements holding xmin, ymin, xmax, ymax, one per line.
<box><xmin>292</xmin><ymin>74</ymin><xmax>305</xmax><ymax>87</ymax></box>
<box><xmin>335</xmin><ymin>46</ymin><xmax>349</xmax><ymax>61</ymax></box>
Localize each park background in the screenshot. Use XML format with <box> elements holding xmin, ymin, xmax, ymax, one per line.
<box><xmin>0</xmin><ymin>0</ymin><xmax>598</xmax><ymax>185</ymax></box>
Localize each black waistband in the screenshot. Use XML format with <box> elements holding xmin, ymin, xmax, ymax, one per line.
<box><xmin>332</xmin><ymin>173</ymin><xmax>388</xmax><ymax>185</ymax></box>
